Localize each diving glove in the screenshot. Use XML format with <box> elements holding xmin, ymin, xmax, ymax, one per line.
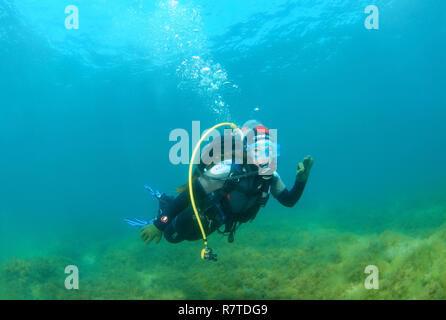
<box><xmin>140</xmin><ymin>224</ymin><xmax>163</xmax><ymax>245</ymax></box>
<box><xmin>297</xmin><ymin>155</ymin><xmax>314</xmax><ymax>182</ymax></box>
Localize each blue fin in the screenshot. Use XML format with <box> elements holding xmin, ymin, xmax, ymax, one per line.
<box><xmin>124</xmin><ymin>185</ymin><xmax>163</xmax><ymax>228</ymax></box>
<box><xmin>144</xmin><ymin>184</ymin><xmax>162</xmax><ymax>199</ymax></box>
<box><xmin>123</xmin><ymin>217</ymin><xmax>154</xmax><ymax>228</ymax></box>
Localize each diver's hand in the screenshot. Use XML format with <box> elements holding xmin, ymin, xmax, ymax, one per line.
<box><xmin>140</xmin><ymin>224</ymin><xmax>163</xmax><ymax>245</ymax></box>
<box><xmin>297</xmin><ymin>155</ymin><xmax>314</xmax><ymax>182</ymax></box>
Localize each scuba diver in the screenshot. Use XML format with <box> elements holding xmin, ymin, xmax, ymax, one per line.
<box><xmin>138</xmin><ymin>120</ymin><xmax>314</xmax><ymax>248</ymax></box>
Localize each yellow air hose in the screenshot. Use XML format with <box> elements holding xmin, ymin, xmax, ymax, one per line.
<box><xmin>188</xmin><ymin>122</ymin><xmax>238</xmax><ymax>261</ymax></box>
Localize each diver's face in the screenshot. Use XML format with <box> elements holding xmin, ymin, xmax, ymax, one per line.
<box><xmin>251</xmin><ymin>145</ymin><xmax>270</xmax><ymax>166</ymax></box>
<box><xmin>247</xmin><ymin>139</ymin><xmax>277</xmax><ymax>173</ymax></box>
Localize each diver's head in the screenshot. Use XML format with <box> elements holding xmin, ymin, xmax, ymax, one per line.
<box><xmin>241</xmin><ymin>120</ymin><xmax>279</xmax><ymax>175</ymax></box>
<box><xmin>241</xmin><ymin>119</ymin><xmax>264</xmax><ymax>131</ymax></box>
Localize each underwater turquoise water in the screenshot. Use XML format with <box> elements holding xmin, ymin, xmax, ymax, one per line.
<box><xmin>0</xmin><ymin>0</ymin><xmax>445</xmax><ymax>299</ymax></box>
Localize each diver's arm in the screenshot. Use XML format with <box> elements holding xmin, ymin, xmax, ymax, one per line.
<box><xmin>152</xmin><ymin>162</ymin><xmax>229</xmax><ymax>231</ymax></box>
<box><xmin>152</xmin><ymin>172</ymin><xmax>220</xmax><ymax>231</ymax></box>
<box><xmin>271</xmin><ymin>173</ymin><xmax>307</xmax><ymax>207</ymax></box>
<box><xmin>271</xmin><ymin>156</ymin><xmax>314</xmax><ymax>207</ymax></box>
<box><xmin>153</xmin><ymin>190</ymin><xmax>188</xmax><ymax>229</ymax></box>
<box><xmin>142</xmin><ymin>189</ymin><xmax>192</xmax><ymax>244</ymax></box>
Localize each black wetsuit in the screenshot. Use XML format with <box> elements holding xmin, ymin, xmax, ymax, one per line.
<box><xmin>153</xmin><ymin>166</ymin><xmax>308</xmax><ymax>243</ymax></box>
